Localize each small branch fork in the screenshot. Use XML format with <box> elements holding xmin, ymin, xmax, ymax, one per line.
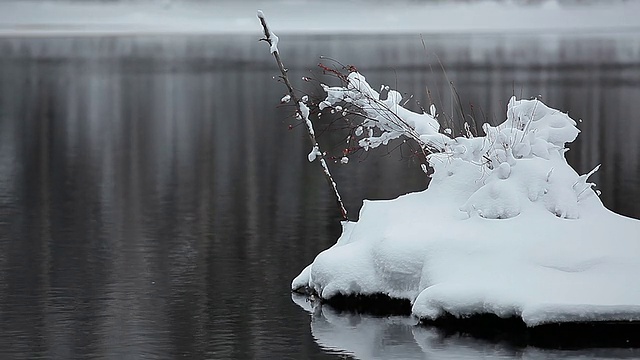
<box><xmin>257</xmin><ymin>11</ymin><xmax>348</xmax><ymax>221</ymax></box>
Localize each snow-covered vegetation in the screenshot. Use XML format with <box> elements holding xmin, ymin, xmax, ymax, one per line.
<box><xmin>252</xmin><ymin>7</ymin><xmax>640</xmax><ymax>327</ymax></box>
<box><xmin>290</xmin><ymin>69</ymin><xmax>640</xmax><ymax>326</ymax></box>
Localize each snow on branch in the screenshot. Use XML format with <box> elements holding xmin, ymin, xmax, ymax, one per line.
<box><xmin>319</xmin><ymin>71</ymin><xmax>451</xmax><ymax>155</ymax></box>
<box><xmin>259</xmin><ymin>11</ymin><xmax>597</xmax><ymax>222</ymax></box>
<box><xmin>258</xmin><ymin>10</ymin><xmax>348</xmax><ymax>221</ymax></box>
<box><xmin>316</xmin><ymin>69</ymin><xmax>597</xmax><ymax>220</ymax></box>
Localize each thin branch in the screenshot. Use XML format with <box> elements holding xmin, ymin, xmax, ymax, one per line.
<box><xmin>258</xmin><ymin>11</ymin><xmax>348</xmax><ymax>220</ymax></box>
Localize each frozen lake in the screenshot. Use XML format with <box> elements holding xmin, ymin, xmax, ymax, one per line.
<box><xmin>0</xmin><ymin>33</ymin><xmax>639</xmax><ymax>359</ymax></box>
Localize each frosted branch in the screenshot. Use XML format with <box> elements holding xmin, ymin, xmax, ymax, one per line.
<box><xmin>258</xmin><ymin>11</ymin><xmax>348</xmax><ymax>220</ymax></box>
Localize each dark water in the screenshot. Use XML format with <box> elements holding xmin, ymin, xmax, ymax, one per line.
<box><xmin>0</xmin><ymin>33</ymin><xmax>639</xmax><ymax>359</ymax></box>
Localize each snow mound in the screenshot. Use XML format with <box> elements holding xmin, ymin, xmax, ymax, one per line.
<box><xmin>292</xmin><ymin>75</ymin><xmax>640</xmax><ymax>326</ymax></box>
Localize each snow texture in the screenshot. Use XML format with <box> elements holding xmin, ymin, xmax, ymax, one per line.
<box><xmin>293</xmin><ymin>74</ymin><xmax>640</xmax><ymax>326</ymax></box>
<box><xmin>257</xmin><ymin>10</ymin><xmax>279</xmax><ymax>53</ymax></box>
<box><xmin>308</xmin><ymin>146</ymin><xmax>321</xmax><ymax>163</ymax></box>
<box><xmin>321</xmin><ymin>72</ymin><xmax>446</xmax><ymax>151</ymax></box>
<box><xmin>269</xmin><ymin>33</ymin><xmax>279</xmax><ymax>54</ymax></box>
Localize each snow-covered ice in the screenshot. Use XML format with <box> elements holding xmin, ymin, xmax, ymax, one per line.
<box><xmin>292</xmin><ymin>73</ymin><xmax>640</xmax><ymax>326</ymax></box>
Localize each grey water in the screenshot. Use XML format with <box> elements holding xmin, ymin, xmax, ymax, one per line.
<box><xmin>0</xmin><ymin>33</ymin><xmax>639</xmax><ymax>359</ymax></box>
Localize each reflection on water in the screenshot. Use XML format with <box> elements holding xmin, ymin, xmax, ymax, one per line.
<box><xmin>0</xmin><ymin>33</ymin><xmax>639</xmax><ymax>359</ymax></box>
<box><xmin>296</xmin><ymin>295</ymin><xmax>640</xmax><ymax>360</ymax></box>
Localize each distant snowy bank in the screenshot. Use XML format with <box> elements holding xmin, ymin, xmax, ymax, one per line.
<box><xmin>2</xmin><ymin>0</ymin><xmax>640</xmax><ymax>36</ymax></box>
<box><xmin>292</xmin><ymin>72</ymin><xmax>640</xmax><ymax>327</ymax></box>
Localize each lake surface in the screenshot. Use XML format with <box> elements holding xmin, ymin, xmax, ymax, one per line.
<box><xmin>0</xmin><ymin>33</ymin><xmax>639</xmax><ymax>359</ymax></box>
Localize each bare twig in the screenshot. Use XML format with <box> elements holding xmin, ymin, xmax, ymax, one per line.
<box><xmin>257</xmin><ymin>11</ymin><xmax>348</xmax><ymax>220</ymax></box>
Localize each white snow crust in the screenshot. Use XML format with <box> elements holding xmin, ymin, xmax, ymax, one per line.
<box><xmin>292</xmin><ymin>75</ymin><xmax>640</xmax><ymax>326</ymax></box>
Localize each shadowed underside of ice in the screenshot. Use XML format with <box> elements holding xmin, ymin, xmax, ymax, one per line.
<box><xmin>292</xmin><ymin>79</ymin><xmax>640</xmax><ymax>327</ymax></box>
<box><xmin>293</xmin><ymin>293</ymin><xmax>640</xmax><ymax>358</ymax></box>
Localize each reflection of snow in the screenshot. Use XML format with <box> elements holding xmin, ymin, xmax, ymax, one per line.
<box><xmin>293</xmin><ymin>295</ymin><xmax>640</xmax><ymax>359</ymax></box>
<box><xmin>292</xmin><ymin>73</ymin><xmax>640</xmax><ymax>326</ymax></box>
<box><xmin>0</xmin><ymin>120</ymin><xmax>18</xmax><ymax>209</ymax></box>
<box><xmin>1</xmin><ymin>0</ymin><xmax>640</xmax><ymax>36</ymax></box>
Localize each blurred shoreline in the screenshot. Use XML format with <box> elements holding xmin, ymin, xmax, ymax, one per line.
<box><xmin>1</xmin><ymin>0</ymin><xmax>640</xmax><ymax>37</ymax></box>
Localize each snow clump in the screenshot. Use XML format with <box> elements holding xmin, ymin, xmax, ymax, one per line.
<box><xmin>292</xmin><ymin>72</ymin><xmax>640</xmax><ymax>326</ymax></box>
